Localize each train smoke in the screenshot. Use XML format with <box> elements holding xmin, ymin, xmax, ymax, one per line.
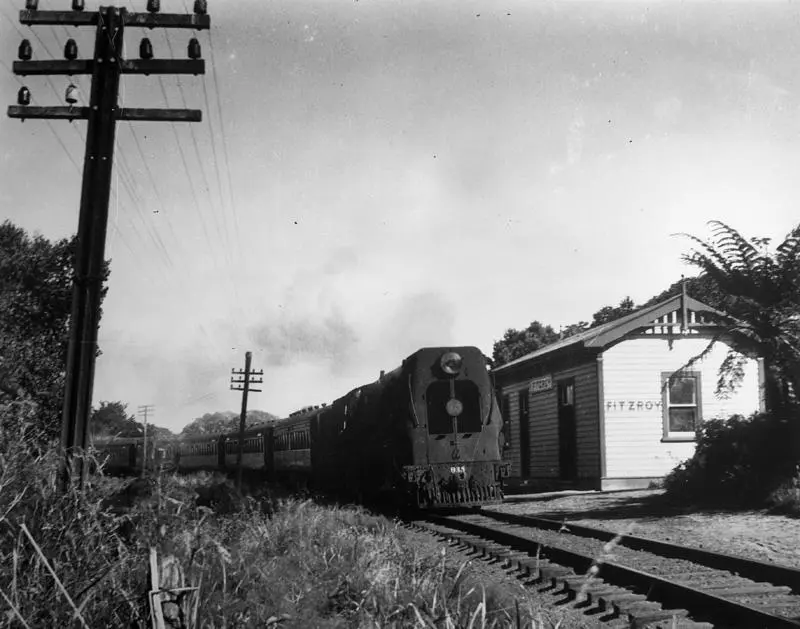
<box><xmin>248</xmin><ymin>310</ymin><xmax>358</xmax><ymax>368</ymax></box>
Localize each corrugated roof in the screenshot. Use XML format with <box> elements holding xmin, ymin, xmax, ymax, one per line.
<box><xmin>493</xmin><ymin>294</ymin><xmax>727</xmax><ymax>373</ymax></box>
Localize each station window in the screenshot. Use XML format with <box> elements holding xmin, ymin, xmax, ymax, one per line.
<box><xmin>662</xmin><ymin>371</ymin><xmax>702</xmax><ymax>441</ymax></box>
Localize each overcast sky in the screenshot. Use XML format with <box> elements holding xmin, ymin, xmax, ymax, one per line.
<box><xmin>2</xmin><ymin>0</ymin><xmax>798</xmax><ymax>432</ymax></box>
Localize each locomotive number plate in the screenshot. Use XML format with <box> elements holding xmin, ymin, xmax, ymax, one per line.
<box><xmin>450</xmin><ymin>465</ymin><xmax>466</xmax><ymax>475</ymax></box>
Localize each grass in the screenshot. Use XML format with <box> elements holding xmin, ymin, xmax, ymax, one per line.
<box><xmin>1</xmin><ymin>407</ymin><xmax>582</xmax><ymax>628</ymax></box>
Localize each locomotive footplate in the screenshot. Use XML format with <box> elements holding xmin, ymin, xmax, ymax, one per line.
<box><xmin>402</xmin><ymin>462</ymin><xmax>507</xmax><ymax>507</ymax></box>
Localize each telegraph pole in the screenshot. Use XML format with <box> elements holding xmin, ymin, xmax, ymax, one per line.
<box><xmin>138</xmin><ymin>404</ymin><xmax>155</xmax><ymax>477</ymax></box>
<box><xmin>230</xmin><ymin>351</ymin><xmax>263</xmax><ymax>490</ymax></box>
<box><xmin>7</xmin><ymin>1</ymin><xmax>210</xmax><ymax>491</ymax></box>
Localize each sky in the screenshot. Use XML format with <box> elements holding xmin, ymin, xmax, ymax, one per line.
<box><xmin>2</xmin><ymin>0</ymin><xmax>799</xmax><ymax>433</ymax></box>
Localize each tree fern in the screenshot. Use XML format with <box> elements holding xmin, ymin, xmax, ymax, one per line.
<box><xmin>679</xmin><ymin>221</ymin><xmax>800</xmax><ymax>411</ymax></box>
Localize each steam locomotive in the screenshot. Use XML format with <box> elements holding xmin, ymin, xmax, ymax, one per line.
<box><xmin>98</xmin><ymin>346</ymin><xmax>510</xmax><ymax>509</ymax></box>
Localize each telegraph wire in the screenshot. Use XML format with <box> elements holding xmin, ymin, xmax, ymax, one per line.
<box><xmin>163</xmin><ymin>30</ymin><xmax>234</xmax><ymax>267</ymax></box>
<box><xmin>198</xmin><ymin>25</ymin><xmax>260</xmax><ymax>333</ymax></box>
<box><xmin>126</xmin><ymin>0</ymin><xmax>226</xmax><ymax>273</ymax></box>
<box><xmin>91</xmin><ymin>3</ymin><xmax>196</xmax><ymax>282</ymax></box>
<box><xmin>123</xmin><ymin>1</ymin><xmax>247</xmax><ymax>366</ymax></box>
<box><xmin>131</xmin><ymin>2</ymin><xmax>244</xmax><ymax>305</ymax></box>
<box><xmin>179</xmin><ymin>0</ymin><xmax>240</xmax><ymax>256</ymax></box>
<box><xmin>112</xmin><ymin>159</ymin><xmax>171</xmax><ymax>267</ymax></box>
<box><xmin>171</xmin><ymin>13</ymin><xmax>253</xmax><ymax>336</ymax></box>
<box><xmin>207</xmin><ymin>28</ymin><xmax>242</xmax><ymax>256</ymax></box>
<box><xmin>155</xmin><ymin>75</ymin><xmax>221</xmax><ymax>270</ymax></box>
<box><xmin>124</xmin><ymin>125</ymin><xmax>187</xmax><ymax>261</ymax></box>
<box><xmin>112</xmin><ymin>36</ymin><xmax>179</xmax><ymax>274</ymax></box>
<box><xmin>200</xmin><ymin>74</ymin><xmax>235</xmax><ymax>248</ymax></box>
<box><xmin>94</xmin><ymin>35</ymin><xmax>180</xmax><ymax>278</ymax></box>
<box><xmin>108</xmin><ymin>137</ymin><xmax>178</xmax><ymax>273</ymax></box>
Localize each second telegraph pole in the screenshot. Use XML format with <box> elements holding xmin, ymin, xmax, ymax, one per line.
<box><xmin>138</xmin><ymin>404</ymin><xmax>155</xmax><ymax>477</ymax></box>
<box><xmin>230</xmin><ymin>352</ymin><xmax>263</xmax><ymax>490</ymax></box>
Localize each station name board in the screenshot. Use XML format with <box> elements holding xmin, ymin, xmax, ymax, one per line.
<box><xmin>528</xmin><ymin>375</ymin><xmax>553</xmax><ymax>394</ymax></box>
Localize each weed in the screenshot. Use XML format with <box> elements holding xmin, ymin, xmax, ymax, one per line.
<box><xmin>1</xmin><ymin>403</ymin><xmax>580</xmax><ymax>628</ymax></box>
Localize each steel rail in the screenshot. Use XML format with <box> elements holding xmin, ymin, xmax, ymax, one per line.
<box><xmin>482</xmin><ymin>509</ymin><xmax>800</xmax><ymax>593</ymax></box>
<box><xmin>422</xmin><ymin>514</ymin><xmax>800</xmax><ymax>629</ymax></box>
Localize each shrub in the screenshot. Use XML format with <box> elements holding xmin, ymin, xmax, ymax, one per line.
<box><xmin>767</xmin><ymin>471</ymin><xmax>800</xmax><ymax>515</ymax></box>
<box><xmin>664</xmin><ymin>409</ymin><xmax>799</xmax><ymax>508</ymax></box>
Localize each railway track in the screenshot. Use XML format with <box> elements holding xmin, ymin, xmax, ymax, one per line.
<box><xmin>408</xmin><ymin>509</ymin><xmax>800</xmax><ymax>628</ymax></box>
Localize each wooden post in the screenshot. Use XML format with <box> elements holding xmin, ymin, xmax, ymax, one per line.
<box><xmin>7</xmin><ymin>5</ymin><xmax>210</xmax><ymax>491</ymax></box>
<box><xmin>139</xmin><ymin>404</ymin><xmax>154</xmax><ymax>477</ymax></box>
<box><xmin>59</xmin><ymin>6</ymin><xmax>123</xmax><ymax>491</ymax></box>
<box><xmin>231</xmin><ymin>352</ymin><xmax>262</xmax><ymax>491</ymax></box>
<box><xmin>236</xmin><ymin>351</ymin><xmax>252</xmax><ymax>491</ymax></box>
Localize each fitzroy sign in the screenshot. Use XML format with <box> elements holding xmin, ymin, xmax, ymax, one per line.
<box><xmin>528</xmin><ymin>375</ymin><xmax>553</xmax><ymax>394</ymax></box>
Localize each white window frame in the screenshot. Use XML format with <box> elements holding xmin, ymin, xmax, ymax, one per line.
<box><xmin>661</xmin><ymin>370</ymin><xmax>703</xmax><ymax>442</ymax></box>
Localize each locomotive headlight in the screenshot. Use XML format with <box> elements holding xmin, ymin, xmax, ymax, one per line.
<box><xmin>440</xmin><ymin>352</ymin><xmax>462</xmax><ymax>376</ymax></box>
<box><xmin>446</xmin><ymin>398</ymin><xmax>463</xmax><ymax>417</ymax></box>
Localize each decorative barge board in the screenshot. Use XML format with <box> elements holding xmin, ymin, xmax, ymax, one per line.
<box><xmin>493</xmin><ymin>291</ymin><xmax>763</xmax><ymax>492</ymax></box>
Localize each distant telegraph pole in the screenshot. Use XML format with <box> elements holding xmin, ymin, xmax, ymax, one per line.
<box><xmin>230</xmin><ymin>351</ymin><xmax>263</xmax><ymax>490</ymax></box>
<box><xmin>6</xmin><ymin>1</ymin><xmax>210</xmax><ymax>491</ymax></box>
<box><xmin>138</xmin><ymin>404</ymin><xmax>155</xmax><ymax>477</ymax></box>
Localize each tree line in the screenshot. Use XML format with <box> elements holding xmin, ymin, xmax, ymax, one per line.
<box><xmin>89</xmin><ymin>402</ymin><xmax>280</xmax><ymax>440</ymax></box>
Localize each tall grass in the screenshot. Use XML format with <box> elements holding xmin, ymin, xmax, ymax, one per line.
<box><xmin>1</xmin><ymin>405</ymin><xmax>572</xmax><ymax>628</ymax></box>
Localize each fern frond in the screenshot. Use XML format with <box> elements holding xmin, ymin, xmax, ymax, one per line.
<box><xmin>677</xmin><ymin>229</ymin><xmax>736</xmax><ymax>276</ymax></box>
<box><xmin>708</xmin><ymin>221</ymin><xmax>762</xmax><ymax>274</ymax></box>
<box><xmin>775</xmin><ymin>223</ymin><xmax>800</xmax><ymax>261</ymax></box>
<box><xmin>670</xmin><ymin>330</ymin><xmax>728</xmax><ymax>378</ymax></box>
<box><xmin>775</xmin><ymin>224</ymin><xmax>800</xmax><ymax>295</ymax></box>
<box><xmin>716</xmin><ymin>349</ymin><xmax>748</xmax><ymax>399</ymax></box>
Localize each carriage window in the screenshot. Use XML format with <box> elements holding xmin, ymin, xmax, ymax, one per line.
<box><xmin>662</xmin><ymin>371</ymin><xmax>702</xmax><ymax>441</ymax></box>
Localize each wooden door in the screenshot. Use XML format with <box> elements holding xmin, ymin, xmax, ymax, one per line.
<box><xmin>518</xmin><ymin>390</ymin><xmax>530</xmax><ymax>477</ymax></box>
<box><xmin>557</xmin><ymin>379</ymin><xmax>577</xmax><ymax>480</ymax></box>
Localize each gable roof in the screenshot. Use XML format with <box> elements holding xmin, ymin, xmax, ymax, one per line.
<box><xmin>493</xmin><ymin>293</ymin><xmax>728</xmax><ymax>373</ymax></box>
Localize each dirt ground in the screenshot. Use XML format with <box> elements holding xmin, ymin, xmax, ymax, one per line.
<box><xmin>492</xmin><ymin>489</ymin><xmax>800</xmax><ymax>568</ymax></box>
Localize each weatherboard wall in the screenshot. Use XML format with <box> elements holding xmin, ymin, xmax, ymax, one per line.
<box><xmin>499</xmin><ymin>359</ymin><xmax>600</xmax><ymax>488</ymax></box>
<box><xmin>601</xmin><ymin>337</ymin><xmax>761</xmax><ymax>486</ymax></box>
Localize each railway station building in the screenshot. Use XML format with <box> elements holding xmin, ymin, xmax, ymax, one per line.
<box><xmin>493</xmin><ymin>290</ymin><xmax>764</xmax><ymax>492</ymax></box>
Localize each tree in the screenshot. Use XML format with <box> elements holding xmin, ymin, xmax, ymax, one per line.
<box><xmin>680</xmin><ymin>221</ymin><xmax>800</xmax><ymax>410</ymax></box>
<box><xmin>492</xmin><ymin>321</ymin><xmax>560</xmax><ymax>367</ymax></box>
<box><xmin>181</xmin><ymin>411</ymin><xmax>237</xmax><ymax>435</ymax></box>
<box><xmin>181</xmin><ymin>410</ymin><xmax>280</xmax><ymax>436</ymax></box>
<box><xmin>590</xmin><ymin>296</ymin><xmax>635</xmax><ymax>328</ymax></box>
<box><xmin>90</xmin><ymin>401</ymin><xmax>139</xmax><ymax>438</ymax></box>
<box><xmin>247</xmin><ymin>410</ymin><xmax>281</xmax><ymax>425</ymax></box>
<box><xmin>561</xmin><ymin>321</ymin><xmax>590</xmax><ymax>338</ymax></box>
<box><xmin>0</xmin><ymin>221</ymin><xmax>109</xmax><ymax>443</ymax></box>
<box><xmin>642</xmin><ymin>274</ymin><xmax>726</xmax><ymax>310</ymax></box>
